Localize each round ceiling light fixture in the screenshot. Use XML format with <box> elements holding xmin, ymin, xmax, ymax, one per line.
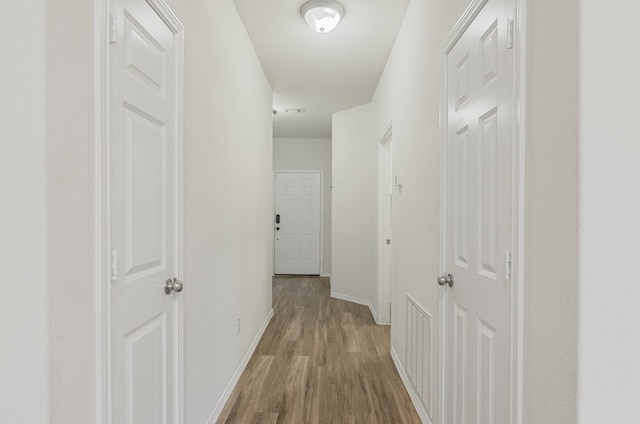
<box><xmin>300</xmin><ymin>0</ymin><xmax>345</xmax><ymax>34</ymax></box>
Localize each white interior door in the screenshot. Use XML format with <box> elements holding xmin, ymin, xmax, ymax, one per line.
<box><xmin>109</xmin><ymin>0</ymin><xmax>183</xmax><ymax>422</ymax></box>
<box><xmin>443</xmin><ymin>0</ymin><xmax>514</xmax><ymax>423</ymax></box>
<box><xmin>274</xmin><ymin>172</ymin><xmax>322</xmax><ymax>275</ymax></box>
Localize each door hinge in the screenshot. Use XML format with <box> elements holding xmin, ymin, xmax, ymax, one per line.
<box><xmin>110</xmin><ymin>13</ymin><xmax>118</xmax><ymax>44</ymax></box>
<box><xmin>507</xmin><ymin>19</ymin><xmax>514</xmax><ymax>49</ymax></box>
<box><xmin>111</xmin><ymin>250</ymin><xmax>118</xmax><ymax>281</ymax></box>
<box><xmin>504</xmin><ymin>250</ymin><xmax>512</xmax><ymax>280</ymax></box>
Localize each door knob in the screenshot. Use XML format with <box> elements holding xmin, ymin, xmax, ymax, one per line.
<box><xmin>165</xmin><ymin>278</ymin><xmax>184</xmax><ymax>294</ymax></box>
<box><xmin>437</xmin><ymin>273</ymin><xmax>454</xmax><ymax>288</ymax></box>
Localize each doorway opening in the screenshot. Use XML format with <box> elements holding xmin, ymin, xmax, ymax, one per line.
<box><xmin>378</xmin><ymin>125</ymin><xmax>393</xmax><ymax>324</ymax></box>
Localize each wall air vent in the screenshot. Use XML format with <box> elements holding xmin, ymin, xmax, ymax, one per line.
<box><xmin>406</xmin><ymin>294</ymin><xmax>433</xmax><ymax>418</ymax></box>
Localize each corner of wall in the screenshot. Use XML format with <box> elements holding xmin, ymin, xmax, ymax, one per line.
<box><xmin>331</xmin><ymin>104</ymin><xmax>377</xmax><ymax>305</ymax></box>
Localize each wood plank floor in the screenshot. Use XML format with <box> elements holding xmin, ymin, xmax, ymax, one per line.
<box><xmin>216</xmin><ymin>276</ymin><xmax>421</xmax><ymax>424</ymax></box>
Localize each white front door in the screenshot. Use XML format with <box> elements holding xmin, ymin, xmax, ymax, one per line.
<box><xmin>443</xmin><ymin>0</ymin><xmax>514</xmax><ymax>423</ymax></box>
<box><xmin>109</xmin><ymin>0</ymin><xmax>183</xmax><ymax>422</ymax></box>
<box><xmin>274</xmin><ymin>172</ymin><xmax>322</xmax><ymax>275</ymax></box>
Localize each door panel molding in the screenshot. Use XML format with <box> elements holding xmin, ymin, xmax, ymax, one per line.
<box><xmin>96</xmin><ymin>1</ymin><xmax>184</xmax><ymax>422</ymax></box>
<box><xmin>439</xmin><ymin>1</ymin><xmax>526</xmax><ymax>424</ymax></box>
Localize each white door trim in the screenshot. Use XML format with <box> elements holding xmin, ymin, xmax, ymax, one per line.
<box><xmin>377</xmin><ymin>122</ymin><xmax>393</xmax><ymax>325</ymax></box>
<box><xmin>95</xmin><ymin>2</ymin><xmax>109</xmax><ymax>422</ymax></box>
<box><xmin>273</xmin><ymin>170</ymin><xmax>325</xmax><ymax>275</ymax></box>
<box><xmin>95</xmin><ymin>1</ymin><xmax>185</xmax><ymax>422</ymax></box>
<box><xmin>439</xmin><ymin>1</ymin><xmax>526</xmax><ymax>423</ymax></box>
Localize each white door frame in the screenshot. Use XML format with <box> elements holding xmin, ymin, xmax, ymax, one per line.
<box><xmin>273</xmin><ymin>170</ymin><xmax>325</xmax><ymax>275</ymax></box>
<box><xmin>439</xmin><ymin>0</ymin><xmax>526</xmax><ymax>423</ymax></box>
<box><xmin>95</xmin><ymin>1</ymin><xmax>185</xmax><ymax>422</ymax></box>
<box><xmin>377</xmin><ymin>122</ymin><xmax>393</xmax><ymax>325</ymax></box>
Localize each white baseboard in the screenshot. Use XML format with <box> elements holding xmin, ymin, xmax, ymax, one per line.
<box><xmin>206</xmin><ymin>308</ymin><xmax>274</xmax><ymax>424</ymax></box>
<box><xmin>390</xmin><ymin>347</ymin><xmax>431</xmax><ymax>424</ymax></box>
<box><xmin>320</xmin><ymin>272</ymin><xmax>331</xmax><ymax>278</ymax></box>
<box><xmin>330</xmin><ymin>291</ymin><xmax>380</xmax><ymax>325</ymax></box>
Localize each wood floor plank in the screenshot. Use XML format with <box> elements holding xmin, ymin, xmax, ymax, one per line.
<box><xmin>216</xmin><ymin>276</ymin><xmax>421</xmax><ymax>424</ymax></box>
<box><xmin>250</xmin><ymin>412</ymin><xmax>279</xmax><ymax>424</ymax></box>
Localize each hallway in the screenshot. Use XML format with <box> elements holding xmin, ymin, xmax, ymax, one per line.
<box><xmin>5</xmin><ymin>0</ymin><xmax>640</xmax><ymax>422</ymax></box>
<box><xmin>217</xmin><ymin>277</ymin><xmax>420</xmax><ymax>423</ymax></box>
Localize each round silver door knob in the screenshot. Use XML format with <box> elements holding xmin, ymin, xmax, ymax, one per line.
<box><xmin>437</xmin><ymin>273</ymin><xmax>454</xmax><ymax>287</ymax></box>
<box><xmin>164</xmin><ymin>278</ymin><xmax>184</xmax><ymax>294</ymax></box>
<box><xmin>172</xmin><ymin>278</ymin><xmax>184</xmax><ymax>293</ymax></box>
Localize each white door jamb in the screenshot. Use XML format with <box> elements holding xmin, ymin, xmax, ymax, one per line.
<box><xmin>377</xmin><ymin>121</ymin><xmax>393</xmax><ymax>325</ymax></box>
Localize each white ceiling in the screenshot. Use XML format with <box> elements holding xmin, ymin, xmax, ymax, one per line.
<box><xmin>233</xmin><ymin>0</ymin><xmax>411</xmax><ymax>139</ymax></box>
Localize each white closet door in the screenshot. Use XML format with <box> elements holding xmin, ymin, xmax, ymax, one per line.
<box><xmin>444</xmin><ymin>0</ymin><xmax>514</xmax><ymax>422</ymax></box>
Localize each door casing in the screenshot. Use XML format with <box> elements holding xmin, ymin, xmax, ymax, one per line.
<box><xmin>95</xmin><ymin>0</ymin><xmax>185</xmax><ymax>422</ymax></box>
<box><xmin>439</xmin><ymin>0</ymin><xmax>526</xmax><ymax>423</ymax></box>
<box><xmin>377</xmin><ymin>122</ymin><xmax>393</xmax><ymax>325</ymax></box>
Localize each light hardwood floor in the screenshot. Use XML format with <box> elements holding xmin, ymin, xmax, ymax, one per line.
<box><xmin>216</xmin><ymin>276</ymin><xmax>421</xmax><ymax>424</ymax></box>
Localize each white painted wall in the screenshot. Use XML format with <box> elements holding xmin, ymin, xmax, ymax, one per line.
<box><xmin>47</xmin><ymin>0</ymin><xmax>97</xmax><ymax>422</ymax></box>
<box><xmin>523</xmin><ymin>0</ymin><xmax>580</xmax><ymax>421</ymax></box>
<box><xmin>162</xmin><ymin>1</ymin><xmax>273</xmax><ymax>423</ymax></box>
<box><xmin>578</xmin><ymin>1</ymin><xmax>640</xmax><ymax>422</ymax></box>
<box><xmin>332</xmin><ymin>104</ymin><xmax>378</xmax><ymax>305</ymax></box>
<box><xmin>0</xmin><ymin>2</ymin><xmax>49</xmax><ymax>422</ymax></box>
<box><xmin>273</xmin><ymin>138</ymin><xmax>332</xmax><ymax>275</ymax></box>
<box><xmin>368</xmin><ymin>0</ymin><xmax>470</xmax><ymax>371</ymax></box>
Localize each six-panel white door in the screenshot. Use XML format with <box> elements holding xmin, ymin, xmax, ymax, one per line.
<box><xmin>444</xmin><ymin>0</ymin><xmax>514</xmax><ymax>423</ymax></box>
<box><xmin>109</xmin><ymin>0</ymin><xmax>181</xmax><ymax>422</ymax></box>
<box><xmin>274</xmin><ymin>172</ymin><xmax>322</xmax><ymax>275</ymax></box>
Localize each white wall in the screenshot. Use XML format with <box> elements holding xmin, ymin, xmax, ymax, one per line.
<box><xmin>368</xmin><ymin>0</ymin><xmax>470</xmax><ymax>371</ymax></box>
<box><xmin>163</xmin><ymin>1</ymin><xmax>274</xmax><ymax>423</ymax></box>
<box><xmin>0</xmin><ymin>2</ymin><xmax>50</xmax><ymax>422</ymax></box>
<box><xmin>578</xmin><ymin>1</ymin><xmax>640</xmax><ymax>422</ymax></box>
<box><xmin>273</xmin><ymin>138</ymin><xmax>332</xmax><ymax>275</ymax></box>
<box><xmin>523</xmin><ymin>0</ymin><xmax>580</xmax><ymax>421</ymax></box>
<box><xmin>47</xmin><ymin>0</ymin><xmax>97</xmax><ymax>422</ymax></box>
<box><xmin>332</xmin><ymin>104</ymin><xmax>378</xmax><ymax>305</ymax></box>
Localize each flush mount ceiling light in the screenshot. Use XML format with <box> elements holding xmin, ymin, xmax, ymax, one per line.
<box><xmin>300</xmin><ymin>0</ymin><xmax>345</xmax><ymax>34</ymax></box>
